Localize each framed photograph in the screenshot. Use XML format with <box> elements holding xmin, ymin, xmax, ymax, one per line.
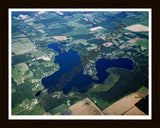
<box><xmin>9</xmin><ymin>8</ymin><xmax>152</xmax><ymax>120</ymax></box>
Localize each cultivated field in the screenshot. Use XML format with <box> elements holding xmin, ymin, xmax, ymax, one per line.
<box><xmin>90</xmin><ymin>26</ymin><xmax>103</xmax><ymax>31</ymax></box>
<box><xmin>124</xmin><ymin>106</ymin><xmax>146</xmax><ymax>115</ymax></box>
<box><xmin>103</xmin><ymin>90</ymin><xmax>148</xmax><ymax>115</ymax></box>
<box><xmin>24</xmin><ymin>18</ymin><xmax>35</xmax><ymax>23</ymax></box>
<box><xmin>119</xmin><ymin>45</ymin><xmax>125</xmax><ymax>49</ymax></box>
<box><xmin>128</xmin><ymin>37</ymin><xmax>141</xmax><ymax>43</ymax></box>
<box><xmin>12</xmin><ymin>34</ymin><xmax>26</xmax><ymax>38</ymax></box>
<box><xmin>112</xmin><ymin>40</ymin><xmax>119</xmax><ymax>46</ymax></box>
<box><xmin>125</xmin><ymin>24</ymin><xmax>149</xmax><ymax>32</ymax></box>
<box><xmin>68</xmin><ymin>97</ymin><xmax>104</xmax><ymax>115</ymax></box>
<box><xmin>38</xmin><ymin>11</ymin><xmax>45</xmax><ymax>14</ymax></box>
<box><xmin>19</xmin><ymin>14</ymin><xmax>29</xmax><ymax>20</ymax></box>
<box><xmin>100</xmin><ymin>36</ymin><xmax>106</xmax><ymax>41</ymax></box>
<box><xmin>53</xmin><ymin>36</ymin><xmax>68</xmax><ymax>41</ymax></box>
<box><xmin>102</xmin><ymin>42</ymin><xmax>113</xmax><ymax>47</ymax></box>
<box><xmin>56</xmin><ymin>11</ymin><xmax>64</xmax><ymax>15</ymax></box>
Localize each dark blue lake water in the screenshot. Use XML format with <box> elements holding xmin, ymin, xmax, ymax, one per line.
<box><xmin>40</xmin><ymin>43</ymin><xmax>134</xmax><ymax>95</ymax></box>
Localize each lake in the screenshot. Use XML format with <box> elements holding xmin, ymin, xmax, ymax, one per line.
<box><xmin>40</xmin><ymin>43</ymin><xmax>134</xmax><ymax>95</ymax></box>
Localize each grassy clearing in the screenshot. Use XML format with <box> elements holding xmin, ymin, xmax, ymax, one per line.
<box><xmin>12</xmin><ymin>62</ymin><xmax>29</xmax><ymax>84</ymax></box>
<box><xmin>51</xmin><ymin>104</ymin><xmax>68</xmax><ymax>115</ymax></box>
<box><xmin>32</xmin><ymin>23</ymin><xmax>45</xmax><ymax>29</ymax></box>
<box><xmin>89</xmin><ymin>96</ymin><xmax>111</xmax><ymax>110</ymax></box>
<box><xmin>24</xmin><ymin>70</ymin><xmax>33</xmax><ymax>79</ymax></box>
<box><xmin>135</xmin><ymin>38</ymin><xmax>148</xmax><ymax>49</ymax></box>
<box><xmin>42</xmin><ymin>13</ymin><xmax>57</xmax><ymax>19</ymax></box>
<box><xmin>93</xmin><ymin>69</ymin><xmax>120</xmax><ymax>92</ymax></box>
<box><xmin>26</xmin><ymin>32</ymin><xmax>36</xmax><ymax>36</ymax></box>
<box><xmin>16</xmin><ymin>104</ymin><xmax>46</xmax><ymax>115</ymax></box>
<box><xmin>137</xmin><ymin>86</ymin><xmax>148</xmax><ymax>92</ymax></box>
<box><xmin>12</xmin><ymin>38</ymin><xmax>36</xmax><ymax>55</ymax></box>
<box><xmin>87</xmin><ymin>68</ymin><xmax>120</xmax><ymax>110</ymax></box>
<box><xmin>12</xmin><ymin>104</ymin><xmax>24</xmax><ymax>115</ymax></box>
<box><xmin>138</xmin><ymin>20</ymin><xmax>149</xmax><ymax>26</ymax></box>
<box><xmin>29</xmin><ymin>50</ymin><xmax>44</xmax><ymax>58</ymax></box>
<box><xmin>64</xmin><ymin>27</ymin><xmax>90</xmax><ymax>36</ymax></box>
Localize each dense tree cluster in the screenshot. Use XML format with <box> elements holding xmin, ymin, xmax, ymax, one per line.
<box><xmin>90</xmin><ymin>50</ymin><xmax>148</xmax><ymax>104</ymax></box>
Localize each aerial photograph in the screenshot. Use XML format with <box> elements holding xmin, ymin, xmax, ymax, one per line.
<box><xmin>9</xmin><ymin>9</ymin><xmax>151</xmax><ymax>119</ymax></box>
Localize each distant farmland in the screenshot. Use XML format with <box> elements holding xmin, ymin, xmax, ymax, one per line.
<box><xmin>103</xmin><ymin>89</ymin><xmax>148</xmax><ymax>115</ymax></box>
<box><xmin>68</xmin><ymin>97</ymin><xmax>104</xmax><ymax>115</ymax></box>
